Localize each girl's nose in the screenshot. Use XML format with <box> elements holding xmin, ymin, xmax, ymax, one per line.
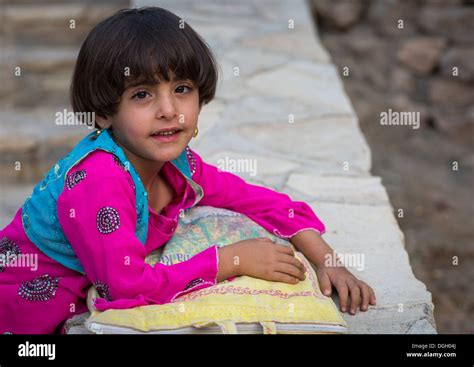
<box><xmin>155</xmin><ymin>94</ymin><xmax>177</xmax><ymax>119</ymax></box>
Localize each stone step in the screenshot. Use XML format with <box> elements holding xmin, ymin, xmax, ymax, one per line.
<box><xmin>0</xmin><ymin>107</ymin><xmax>90</xmax><ymax>184</ymax></box>
<box><xmin>2</xmin><ymin>47</ymin><xmax>78</xmax><ymax>73</ymax></box>
<box><xmin>2</xmin><ymin>0</ymin><xmax>127</xmax><ymax>4</ymax></box>
<box><xmin>2</xmin><ymin>2</ymin><xmax>128</xmax><ymax>47</ymax></box>
<box><xmin>1</xmin><ymin>47</ymin><xmax>78</xmax><ymax>107</ymax></box>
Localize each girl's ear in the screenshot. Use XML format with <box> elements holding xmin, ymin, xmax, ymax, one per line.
<box><xmin>96</xmin><ymin>115</ymin><xmax>112</xmax><ymax>130</ymax></box>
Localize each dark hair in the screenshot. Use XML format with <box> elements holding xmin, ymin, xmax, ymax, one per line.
<box><xmin>70</xmin><ymin>7</ymin><xmax>219</xmax><ymax>129</ymax></box>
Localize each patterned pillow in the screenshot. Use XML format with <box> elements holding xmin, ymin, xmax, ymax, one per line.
<box><xmin>85</xmin><ymin>206</ymin><xmax>347</xmax><ymax>334</ymax></box>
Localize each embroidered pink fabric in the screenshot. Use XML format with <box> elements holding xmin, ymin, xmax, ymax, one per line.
<box><xmin>56</xmin><ymin>150</ymin><xmax>220</xmax><ymax>311</ymax></box>
<box><xmin>191</xmin><ymin>149</ymin><xmax>326</xmax><ymax>238</ymax></box>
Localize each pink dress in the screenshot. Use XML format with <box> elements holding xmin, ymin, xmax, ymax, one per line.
<box><xmin>0</xmin><ymin>148</ymin><xmax>326</xmax><ymax>334</ymax></box>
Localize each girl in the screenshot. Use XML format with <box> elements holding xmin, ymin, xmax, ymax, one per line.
<box><xmin>0</xmin><ymin>7</ymin><xmax>376</xmax><ymax>334</ymax></box>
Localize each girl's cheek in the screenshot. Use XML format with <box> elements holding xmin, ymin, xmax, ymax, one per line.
<box><xmin>123</xmin><ymin>105</ymin><xmax>151</xmax><ymax>122</ymax></box>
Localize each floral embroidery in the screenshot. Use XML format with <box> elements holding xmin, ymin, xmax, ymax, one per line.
<box><xmin>66</xmin><ymin>169</ymin><xmax>87</xmax><ymax>190</ymax></box>
<box><xmin>93</xmin><ymin>280</ymin><xmax>112</xmax><ymax>302</ymax></box>
<box><xmin>185</xmin><ymin>146</ymin><xmax>196</xmax><ymax>176</ymax></box>
<box><xmin>96</xmin><ymin>207</ymin><xmax>120</xmax><ymax>234</ymax></box>
<box><xmin>174</xmin><ymin>285</ymin><xmax>314</xmax><ymax>303</ymax></box>
<box><xmin>0</xmin><ymin>237</ymin><xmax>21</xmax><ymax>272</ymax></box>
<box><xmin>18</xmin><ymin>274</ymin><xmax>60</xmax><ymax>302</ymax></box>
<box><xmin>184</xmin><ymin>278</ymin><xmax>205</xmax><ymax>291</ymax></box>
<box><xmin>171</xmin><ymin>278</ymin><xmax>214</xmax><ymax>301</ymax></box>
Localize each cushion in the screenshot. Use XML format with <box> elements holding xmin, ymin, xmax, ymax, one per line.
<box><xmin>85</xmin><ymin>206</ymin><xmax>347</xmax><ymax>334</ymax></box>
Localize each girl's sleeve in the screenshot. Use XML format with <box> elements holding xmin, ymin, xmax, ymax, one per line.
<box><xmin>189</xmin><ymin>148</ymin><xmax>326</xmax><ymax>239</ymax></box>
<box><xmin>57</xmin><ymin>151</ymin><xmax>219</xmax><ymax>311</ymax></box>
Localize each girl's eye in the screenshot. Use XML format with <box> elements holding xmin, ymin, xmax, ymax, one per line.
<box><xmin>132</xmin><ymin>91</ymin><xmax>151</xmax><ymax>100</ymax></box>
<box><xmin>175</xmin><ymin>85</ymin><xmax>192</xmax><ymax>94</ymax></box>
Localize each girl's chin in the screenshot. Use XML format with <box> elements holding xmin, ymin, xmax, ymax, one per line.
<box><xmin>149</xmin><ymin>139</ymin><xmax>189</xmax><ymax>160</ymax></box>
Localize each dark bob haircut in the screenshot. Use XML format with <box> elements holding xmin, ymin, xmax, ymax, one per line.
<box><xmin>70</xmin><ymin>7</ymin><xmax>219</xmax><ymax>129</ymax></box>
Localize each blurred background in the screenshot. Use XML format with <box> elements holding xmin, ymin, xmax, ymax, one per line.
<box><xmin>0</xmin><ymin>0</ymin><xmax>472</xmax><ymax>333</ymax></box>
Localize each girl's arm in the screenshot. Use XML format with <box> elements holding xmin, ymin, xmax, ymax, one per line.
<box><xmin>189</xmin><ymin>149</ymin><xmax>326</xmax><ymax>240</ymax></box>
<box><xmin>189</xmin><ymin>149</ymin><xmax>376</xmax><ymax>314</ymax></box>
<box><xmin>289</xmin><ymin>230</ymin><xmax>333</xmax><ymax>268</ymax></box>
<box><xmin>57</xmin><ymin>151</ymin><xmax>223</xmax><ymax>311</ymax></box>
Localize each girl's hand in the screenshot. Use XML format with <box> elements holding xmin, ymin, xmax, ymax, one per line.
<box><xmin>224</xmin><ymin>237</ymin><xmax>307</xmax><ymax>284</ymax></box>
<box><xmin>316</xmin><ymin>265</ymin><xmax>377</xmax><ymax>315</ymax></box>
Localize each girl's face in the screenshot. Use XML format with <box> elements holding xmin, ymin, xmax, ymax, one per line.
<box><xmin>97</xmin><ymin>76</ymin><xmax>200</xmax><ymax>164</ymax></box>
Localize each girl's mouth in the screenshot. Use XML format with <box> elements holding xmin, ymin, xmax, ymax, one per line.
<box><xmin>150</xmin><ymin>129</ymin><xmax>182</xmax><ymax>143</ymax></box>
